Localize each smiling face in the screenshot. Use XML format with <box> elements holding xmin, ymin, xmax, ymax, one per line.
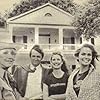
<box><xmin>30</xmin><ymin>49</ymin><xmax>42</xmax><ymax>67</ymax></box>
<box><xmin>0</xmin><ymin>48</ymin><xmax>16</xmax><ymax>69</ymax></box>
<box><xmin>78</xmin><ymin>47</ymin><xmax>92</xmax><ymax>67</ymax></box>
<box><xmin>51</xmin><ymin>54</ymin><xmax>63</xmax><ymax>69</ymax></box>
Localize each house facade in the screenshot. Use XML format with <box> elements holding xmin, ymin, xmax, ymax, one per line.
<box><xmin>7</xmin><ymin>3</ymin><xmax>100</xmax><ymax>70</ymax></box>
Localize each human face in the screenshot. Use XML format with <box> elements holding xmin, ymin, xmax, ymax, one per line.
<box><xmin>78</xmin><ymin>47</ymin><xmax>92</xmax><ymax>67</ymax></box>
<box><xmin>0</xmin><ymin>48</ymin><xmax>16</xmax><ymax>69</ymax></box>
<box><xmin>51</xmin><ymin>54</ymin><xmax>63</xmax><ymax>69</ymax></box>
<box><xmin>30</xmin><ymin>49</ymin><xmax>42</xmax><ymax>67</ymax></box>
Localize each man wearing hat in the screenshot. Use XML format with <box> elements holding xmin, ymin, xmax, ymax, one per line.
<box><xmin>13</xmin><ymin>45</ymin><xmax>50</xmax><ymax>99</ymax></box>
<box><xmin>0</xmin><ymin>42</ymin><xmax>27</xmax><ymax>100</ymax></box>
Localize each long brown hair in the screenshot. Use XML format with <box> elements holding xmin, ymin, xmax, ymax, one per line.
<box><xmin>50</xmin><ymin>52</ymin><xmax>69</xmax><ymax>73</ymax></box>
<box><xmin>74</xmin><ymin>43</ymin><xmax>99</xmax><ymax>68</ymax></box>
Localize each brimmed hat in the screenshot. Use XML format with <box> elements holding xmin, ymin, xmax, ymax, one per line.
<box><xmin>0</xmin><ymin>42</ymin><xmax>23</xmax><ymax>51</ymax></box>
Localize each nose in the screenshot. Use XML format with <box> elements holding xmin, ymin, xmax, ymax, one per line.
<box><xmin>33</xmin><ymin>56</ymin><xmax>38</xmax><ymax>60</ymax></box>
<box><xmin>7</xmin><ymin>53</ymin><xmax>15</xmax><ymax>59</ymax></box>
<box><xmin>85</xmin><ymin>54</ymin><xmax>90</xmax><ymax>59</ymax></box>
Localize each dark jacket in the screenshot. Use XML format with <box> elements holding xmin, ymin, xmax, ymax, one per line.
<box><xmin>12</xmin><ymin>64</ymin><xmax>50</xmax><ymax>97</ymax></box>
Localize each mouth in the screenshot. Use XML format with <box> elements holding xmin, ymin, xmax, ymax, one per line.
<box><xmin>5</xmin><ymin>59</ymin><xmax>14</xmax><ymax>63</ymax></box>
<box><xmin>82</xmin><ymin>59</ymin><xmax>91</xmax><ymax>63</ymax></box>
<box><xmin>54</xmin><ymin>63</ymin><xmax>60</xmax><ymax>66</ymax></box>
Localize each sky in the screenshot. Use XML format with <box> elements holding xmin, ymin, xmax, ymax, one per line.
<box><xmin>0</xmin><ymin>0</ymin><xmax>88</xmax><ymax>15</ymax></box>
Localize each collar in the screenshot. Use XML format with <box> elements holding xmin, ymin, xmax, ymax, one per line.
<box><xmin>77</xmin><ymin>64</ymin><xmax>95</xmax><ymax>76</ymax></box>
<box><xmin>29</xmin><ymin>64</ymin><xmax>36</xmax><ymax>72</ymax></box>
<box><xmin>88</xmin><ymin>64</ymin><xmax>95</xmax><ymax>75</ymax></box>
<box><xmin>22</xmin><ymin>63</ymin><xmax>42</xmax><ymax>73</ymax></box>
<box><xmin>0</xmin><ymin>67</ymin><xmax>5</xmax><ymax>79</ymax></box>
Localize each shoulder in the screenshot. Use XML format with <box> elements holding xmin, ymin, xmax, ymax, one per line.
<box><xmin>0</xmin><ymin>78</ymin><xmax>4</xmax><ymax>87</ymax></box>
<box><xmin>13</xmin><ymin>65</ymin><xmax>23</xmax><ymax>70</ymax></box>
<box><xmin>68</xmin><ymin>68</ymin><xmax>79</xmax><ymax>82</ymax></box>
<box><xmin>92</xmin><ymin>69</ymin><xmax>100</xmax><ymax>79</ymax></box>
<box><xmin>63</xmin><ymin>72</ymin><xmax>69</xmax><ymax>79</ymax></box>
<box><xmin>0</xmin><ymin>78</ymin><xmax>12</xmax><ymax>91</ymax></box>
<box><xmin>44</xmin><ymin>73</ymin><xmax>52</xmax><ymax>82</ymax></box>
<box><xmin>69</xmin><ymin>68</ymin><xmax>79</xmax><ymax>77</ymax></box>
<box><xmin>15</xmin><ymin>64</ymin><xmax>30</xmax><ymax>71</ymax></box>
<box><xmin>13</xmin><ymin>64</ymin><xmax>29</xmax><ymax>76</ymax></box>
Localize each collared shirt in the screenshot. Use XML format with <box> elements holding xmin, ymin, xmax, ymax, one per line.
<box><xmin>0</xmin><ymin>66</ymin><xmax>16</xmax><ymax>100</ymax></box>
<box><xmin>25</xmin><ymin>64</ymin><xmax>42</xmax><ymax>98</ymax></box>
<box><xmin>0</xmin><ymin>66</ymin><xmax>5</xmax><ymax>79</ymax></box>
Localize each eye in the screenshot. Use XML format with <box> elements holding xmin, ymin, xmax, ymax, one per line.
<box><xmin>87</xmin><ymin>53</ymin><xmax>92</xmax><ymax>56</ymax></box>
<box><xmin>81</xmin><ymin>53</ymin><xmax>86</xmax><ymax>56</ymax></box>
<box><xmin>37</xmin><ymin>56</ymin><xmax>41</xmax><ymax>58</ymax></box>
<box><xmin>32</xmin><ymin>55</ymin><xmax>41</xmax><ymax>58</ymax></box>
<box><xmin>57</xmin><ymin>58</ymin><xmax>60</xmax><ymax>61</ymax></box>
<box><xmin>3</xmin><ymin>51</ymin><xmax>8</xmax><ymax>54</ymax></box>
<box><xmin>52</xmin><ymin>59</ymin><xmax>55</xmax><ymax>61</ymax></box>
<box><xmin>11</xmin><ymin>51</ymin><xmax>16</xmax><ymax>55</ymax></box>
<box><xmin>32</xmin><ymin>55</ymin><xmax>35</xmax><ymax>58</ymax></box>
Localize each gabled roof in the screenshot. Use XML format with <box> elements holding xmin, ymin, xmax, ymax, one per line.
<box><xmin>7</xmin><ymin>3</ymin><xmax>73</xmax><ymax>25</ymax></box>
<box><xmin>7</xmin><ymin>3</ymin><xmax>73</xmax><ymax>22</ymax></box>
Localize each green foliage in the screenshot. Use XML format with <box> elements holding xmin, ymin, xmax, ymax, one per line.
<box><xmin>0</xmin><ymin>16</ymin><xmax>6</xmax><ymax>28</ymax></box>
<box><xmin>73</xmin><ymin>0</ymin><xmax>100</xmax><ymax>40</ymax></box>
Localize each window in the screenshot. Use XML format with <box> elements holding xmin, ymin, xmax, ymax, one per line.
<box><xmin>71</xmin><ymin>37</ymin><xmax>75</xmax><ymax>44</ymax></box>
<box><xmin>12</xmin><ymin>36</ymin><xmax>23</xmax><ymax>43</ymax></box>
<box><xmin>23</xmin><ymin>36</ymin><xmax>27</xmax><ymax>43</ymax></box>
<box><xmin>80</xmin><ymin>37</ymin><xmax>82</xmax><ymax>44</ymax></box>
<box><xmin>44</xmin><ymin>13</ymin><xmax>52</xmax><ymax>17</ymax></box>
<box><xmin>91</xmin><ymin>38</ymin><xmax>95</xmax><ymax>45</ymax></box>
<box><xmin>72</xmin><ymin>65</ymin><xmax>76</xmax><ymax>71</ymax></box>
<box><xmin>63</xmin><ymin>37</ymin><xmax>71</xmax><ymax>44</ymax></box>
<box><xmin>12</xmin><ymin>36</ymin><xmax>15</xmax><ymax>43</ymax></box>
<box><xmin>63</xmin><ymin>37</ymin><xmax>75</xmax><ymax>44</ymax></box>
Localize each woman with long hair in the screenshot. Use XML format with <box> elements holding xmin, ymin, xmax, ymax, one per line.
<box><xmin>66</xmin><ymin>43</ymin><xmax>100</xmax><ymax>100</ymax></box>
<box><xmin>43</xmin><ymin>52</ymin><xmax>69</xmax><ymax>100</ymax></box>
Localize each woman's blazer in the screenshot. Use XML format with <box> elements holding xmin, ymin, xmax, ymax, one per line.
<box><xmin>66</xmin><ymin>65</ymin><xmax>100</xmax><ymax>100</ymax></box>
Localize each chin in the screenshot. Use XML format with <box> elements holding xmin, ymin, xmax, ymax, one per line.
<box><xmin>33</xmin><ymin>63</ymin><xmax>39</xmax><ymax>67</ymax></box>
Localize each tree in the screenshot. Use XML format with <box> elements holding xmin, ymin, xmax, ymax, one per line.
<box><xmin>0</xmin><ymin>14</ymin><xmax>6</xmax><ymax>28</ymax></box>
<box><xmin>7</xmin><ymin>0</ymin><xmax>77</xmax><ymax>18</ymax></box>
<box><xmin>73</xmin><ymin>0</ymin><xmax>100</xmax><ymax>40</ymax></box>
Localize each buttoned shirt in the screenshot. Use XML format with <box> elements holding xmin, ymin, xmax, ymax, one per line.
<box><xmin>25</xmin><ymin>64</ymin><xmax>42</xmax><ymax>99</ymax></box>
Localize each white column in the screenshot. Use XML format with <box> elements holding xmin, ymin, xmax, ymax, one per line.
<box><xmin>59</xmin><ymin>28</ymin><xmax>63</xmax><ymax>49</ymax></box>
<box><xmin>35</xmin><ymin>27</ymin><xmax>39</xmax><ymax>44</ymax></box>
<box><xmin>8</xmin><ymin>24</ymin><xmax>13</xmax><ymax>43</ymax></box>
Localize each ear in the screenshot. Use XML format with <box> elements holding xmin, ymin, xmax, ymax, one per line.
<box><xmin>50</xmin><ymin>60</ymin><xmax>52</xmax><ymax>65</ymax></box>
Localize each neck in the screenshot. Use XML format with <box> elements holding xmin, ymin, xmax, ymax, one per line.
<box><xmin>79</xmin><ymin>64</ymin><xmax>90</xmax><ymax>74</ymax></box>
<box><xmin>52</xmin><ymin>68</ymin><xmax>64</xmax><ymax>78</ymax></box>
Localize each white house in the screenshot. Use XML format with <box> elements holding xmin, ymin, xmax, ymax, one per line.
<box><xmin>7</xmin><ymin>3</ymin><xmax>100</xmax><ymax>70</ymax></box>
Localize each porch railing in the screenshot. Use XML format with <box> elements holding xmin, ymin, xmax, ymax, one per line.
<box><xmin>21</xmin><ymin>44</ymin><xmax>80</xmax><ymax>53</ymax></box>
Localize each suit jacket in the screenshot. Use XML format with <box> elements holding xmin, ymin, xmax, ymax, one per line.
<box><xmin>0</xmin><ymin>77</ymin><xmax>16</xmax><ymax>100</ymax></box>
<box><xmin>12</xmin><ymin>64</ymin><xmax>51</xmax><ymax>97</ymax></box>
<box><xmin>66</xmin><ymin>65</ymin><xmax>100</xmax><ymax>100</ymax></box>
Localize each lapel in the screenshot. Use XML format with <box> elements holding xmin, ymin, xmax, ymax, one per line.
<box><xmin>0</xmin><ymin>78</ymin><xmax>13</xmax><ymax>92</ymax></box>
<box><xmin>68</xmin><ymin>65</ymin><xmax>94</xmax><ymax>99</ymax></box>
<box><xmin>68</xmin><ymin>68</ymin><xmax>79</xmax><ymax>99</ymax></box>
<box><xmin>78</xmin><ymin>65</ymin><xmax>94</xmax><ymax>98</ymax></box>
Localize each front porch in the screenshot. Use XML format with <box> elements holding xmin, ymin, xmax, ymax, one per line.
<box><xmin>9</xmin><ymin>24</ymin><xmax>81</xmax><ymax>53</ymax></box>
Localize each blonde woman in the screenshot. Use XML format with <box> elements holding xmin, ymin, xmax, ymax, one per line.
<box><xmin>66</xmin><ymin>43</ymin><xmax>100</xmax><ymax>100</ymax></box>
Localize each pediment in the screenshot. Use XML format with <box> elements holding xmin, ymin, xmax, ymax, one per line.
<box><xmin>7</xmin><ymin>3</ymin><xmax>74</xmax><ymax>26</ymax></box>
